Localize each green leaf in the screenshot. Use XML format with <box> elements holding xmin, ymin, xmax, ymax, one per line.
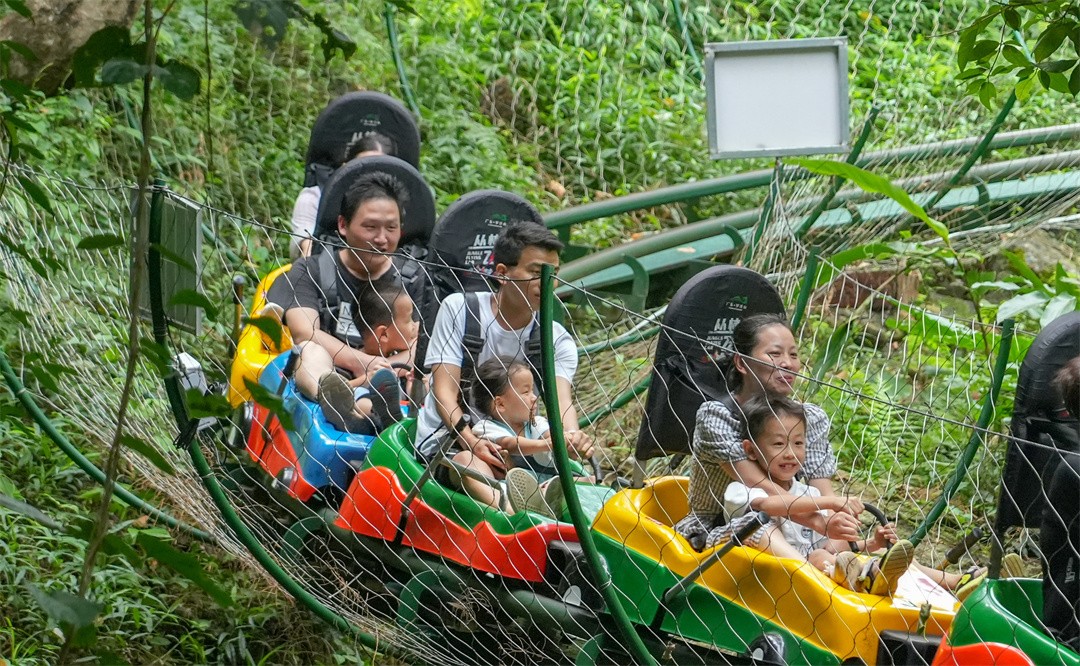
<box><xmin>136</xmin><ymin>533</ymin><xmax>233</xmax><ymax>607</ymax></box>
<box><xmin>100</xmin><ymin>58</ymin><xmax>149</xmax><ymax>86</ymax></box>
<box><xmin>970</xmin><ymin>280</ymin><xmax>1022</xmax><ymax>299</ymax></box>
<box><xmin>158</xmin><ymin>60</ymin><xmax>201</xmax><ymax>100</ymax></box>
<box><xmin>0</xmin><ymin>39</ymin><xmax>32</xmax><ymax>60</ymax></box>
<box><xmin>169</xmin><ymin>289</ymin><xmax>218</xmax><ymax>320</ymax></box>
<box><xmin>0</xmin><ymin>77</ymin><xmax>31</xmax><ymax>99</ymax></box>
<box><xmin>817</xmin><ymin>243</ymin><xmax>897</xmax><ymax>288</ymax></box>
<box><xmin>1049</xmin><ymin>71</ymin><xmax>1073</xmax><ymax>94</ymax></box>
<box><xmin>77</xmin><ymin>233</ymin><xmax>125</xmax><ymax>251</ymax></box>
<box><xmin>183</xmin><ymin>388</ymin><xmax>233</xmax><ymax>419</ymax></box>
<box><xmin>243</xmin><ymin>315</ymin><xmax>284</xmax><ymax>348</ymax></box>
<box><xmin>978</xmin><ymin>80</ymin><xmax>997</xmax><ymax>108</ymax></box>
<box><xmin>793</xmin><ymin>159</ymin><xmax>945</xmax><ymax>240</ymax></box>
<box><xmin>970</xmin><ymin>39</ymin><xmax>1000</xmax><ymax>62</ymax></box>
<box><xmin>70</xmin><ymin>26</ymin><xmax>132</xmax><ymax>87</ymax></box>
<box><xmin>997</xmin><ymin>291</ymin><xmax>1049</xmax><ymax>322</ymax></box>
<box><xmin>1001</xmin><ymin>44</ymin><xmax>1029</xmax><ymax>67</ymax></box>
<box><xmin>16</xmin><ymin>174</ymin><xmax>53</xmax><ymax>215</ymax></box>
<box><xmin>1003</xmin><ymin>8</ymin><xmax>1021</xmax><ymax>30</ymax></box>
<box><xmin>25</xmin><ymin>583</ymin><xmax>103</xmax><ymax>646</ymax></box>
<box><xmin>150</xmin><ymin>242</ymin><xmax>196</xmax><ymax>272</ymax></box>
<box><xmin>1002</xmin><ymin>250</ymin><xmax>1046</xmax><ymax>292</ymax></box>
<box><xmin>243</xmin><ymin>378</ymin><xmax>295</xmax><ymax>431</ymax></box>
<box><xmin>1040</xmin><ymin>293</ymin><xmax>1077</xmax><ymax>327</ymax></box>
<box><xmin>957</xmin><ymin>20</ymin><xmax>991</xmax><ymax>70</ymax></box>
<box><xmin>1070</xmin><ymin>65</ymin><xmax>1080</xmax><ymax>96</ymax></box>
<box><xmin>0</xmin><ymin>491</ymin><xmax>63</xmax><ymax>530</ymax></box>
<box><xmin>1017</xmin><ymin>71</ymin><xmax>1041</xmax><ymax>101</ymax></box>
<box><xmin>1034</xmin><ymin>21</ymin><xmax>1071</xmax><ymax>62</ymax></box>
<box><xmin>4</xmin><ymin>0</ymin><xmax>31</xmax><ymax>18</ymax></box>
<box><xmin>120</xmin><ymin>433</ymin><xmax>175</xmax><ymax>476</ymax></box>
<box><xmin>1037</xmin><ymin>59</ymin><xmax>1075</xmax><ymax>73</ymax></box>
<box><xmin>812</xmin><ymin>321</ymin><xmax>851</xmax><ymax>383</ymax></box>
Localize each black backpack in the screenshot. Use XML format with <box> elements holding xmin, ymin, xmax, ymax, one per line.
<box><xmin>420</xmin><ymin>190</ymin><xmax>546</xmax><ymax>371</ymax></box>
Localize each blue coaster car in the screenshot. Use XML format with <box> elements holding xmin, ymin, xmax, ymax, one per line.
<box><xmin>236</xmin><ymin>352</ymin><xmax>382</xmax><ymax>505</ymax></box>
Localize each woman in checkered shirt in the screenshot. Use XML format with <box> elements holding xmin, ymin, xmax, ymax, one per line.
<box><xmin>676</xmin><ymin>313</ymin><xmax>863</xmax><ymax>550</ymax></box>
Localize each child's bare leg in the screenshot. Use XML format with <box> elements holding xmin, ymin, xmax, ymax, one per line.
<box><xmin>449</xmin><ymin>450</ymin><xmax>505</xmax><ymax>510</ymax></box>
<box><xmin>808</xmin><ymin>549</ymin><xmax>837</xmax><ymax>574</ymax></box>
<box><xmin>913</xmin><ymin>562</ymin><xmax>983</xmax><ymax>590</ymax></box>
<box><xmin>753</xmin><ymin>523</ymin><xmax>806</xmax><ymax>560</ymax></box>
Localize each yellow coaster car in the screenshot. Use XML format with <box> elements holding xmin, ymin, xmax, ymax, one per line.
<box><xmin>228</xmin><ymin>265</ymin><xmax>293</xmax><ymax>407</ymax></box>
<box><xmin>590</xmin><ymin>476</ymin><xmax>956</xmax><ymax>665</ymax></box>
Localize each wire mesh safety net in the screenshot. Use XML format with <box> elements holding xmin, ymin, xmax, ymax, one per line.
<box><xmin>1</xmin><ymin>163</ymin><xmax>1079</xmax><ymax>664</ymax></box>
<box><xmin>1</xmin><ymin>0</ymin><xmax>1079</xmax><ymax>663</ymax></box>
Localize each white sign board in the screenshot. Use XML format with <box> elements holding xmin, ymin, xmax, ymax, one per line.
<box><xmin>705</xmin><ymin>37</ymin><xmax>850</xmax><ymax>159</ymax></box>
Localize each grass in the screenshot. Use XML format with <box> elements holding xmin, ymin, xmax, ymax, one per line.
<box><xmin>0</xmin><ymin>393</ymin><xmax>377</xmax><ymax>666</ymax></box>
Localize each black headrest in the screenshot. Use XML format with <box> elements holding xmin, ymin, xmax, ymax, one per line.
<box><xmin>996</xmin><ymin>311</ymin><xmax>1080</xmax><ymax>533</ymax></box>
<box><xmin>427</xmin><ymin>190</ymin><xmax>544</xmax><ymax>293</ymax></box>
<box><xmin>303</xmin><ymin>91</ymin><xmax>420</xmax><ymax>186</ymax></box>
<box><xmin>1014</xmin><ymin>311</ymin><xmax>1080</xmax><ymax>421</ymax></box>
<box><xmin>635</xmin><ymin>266</ymin><xmax>786</xmax><ymax>461</ymax></box>
<box><xmin>313</xmin><ymin>155</ymin><xmax>435</xmax><ymax>248</ymax></box>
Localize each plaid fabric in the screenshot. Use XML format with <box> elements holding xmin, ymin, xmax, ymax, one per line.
<box><xmin>683</xmin><ymin>398</ymin><xmax>836</xmax><ymax>524</ymax></box>
<box><xmin>674</xmin><ymin>510</ymin><xmax>768</xmax><ymax>552</ymax></box>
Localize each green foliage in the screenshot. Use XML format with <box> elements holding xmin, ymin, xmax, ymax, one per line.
<box><xmin>958</xmin><ymin>0</ymin><xmax>1080</xmax><ymax>105</ymax></box>
<box><xmin>0</xmin><ymin>394</ymin><xmax>368</xmax><ymax>664</ymax></box>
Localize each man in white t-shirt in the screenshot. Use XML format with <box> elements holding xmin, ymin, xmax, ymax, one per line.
<box><xmin>415</xmin><ymin>222</ymin><xmax>590</xmax><ymax>508</ymax></box>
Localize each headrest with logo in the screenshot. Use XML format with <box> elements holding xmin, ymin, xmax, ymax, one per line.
<box><xmin>312</xmin><ymin>155</ymin><xmax>435</xmax><ymax>248</ymax></box>
<box><xmin>653</xmin><ymin>265</ymin><xmax>786</xmax><ymax>367</ymax></box>
<box><xmin>428</xmin><ymin>190</ymin><xmax>544</xmax><ymax>293</ymax></box>
<box><xmin>303</xmin><ymin>91</ymin><xmax>420</xmax><ymax>187</ymax></box>
<box><xmin>635</xmin><ymin>266</ymin><xmax>786</xmax><ymax>461</ymax></box>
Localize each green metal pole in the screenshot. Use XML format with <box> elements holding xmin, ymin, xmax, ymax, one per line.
<box><xmin>670</xmin><ymin>0</ymin><xmax>702</xmax><ymax>78</ymax></box>
<box><xmin>741</xmin><ymin>159</ymin><xmax>783</xmax><ymax>267</ymax></box>
<box><xmin>789</xmin><ymin>247</ymin><xmax>820</xmax><ymax>332</ymax></box>
<box><xmin>543</xmin><ymin>123</ymin><xmax>1080</xmax><ymax>233</ymax></box>
<box><xmin>578</xmin><ymin>374</ymin><xmax>653</xmax><ymax>429</ymax></box>
<box><xmin>579</xmin><ymin>324</ymin><xmax>661</xmax><ymax>356</ymax></box>
<box><xmin>908</xmin><ymin>319</ymin><xmax>1015</xmax><ymax>547</ymax></box>
<box><xmin>922</xmin><ymin>91</ymin><xmax>1017</xmax><ymax>212</ymax></box>
<box><xmin>541</xmin><ymin>264</ymin><xmax>657</xmax><ymax>665</ymax></box>
<box><xmin>795</xmin><ymin>106</ymin><xmax>881</xmax><ymax>238</ymax></box>
<box><xmin>0</xmin><ymin>349</ymin><xmax>213</xmax><ymax>543</ymax></box>
<box><xmin>384</xmin><ymin>2</ymin><xmax>421</xmax><ymax>118</ymax></box>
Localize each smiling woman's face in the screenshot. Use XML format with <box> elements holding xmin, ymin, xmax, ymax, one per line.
<box><xmin>736</xmin><ymin>323</ymin><xmax>801</xmax><ymax>396</ymax></box>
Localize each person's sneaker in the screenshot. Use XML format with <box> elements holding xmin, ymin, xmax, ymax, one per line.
<box><xmin>367</xmin><ymin>368</ymin><xmax>403</xmax><ymax>427</ymax></box>
<box><xmin>832</xmin><ymin>551</ymin><xmax>863</xmax><ymax>591</ymax></box>
<box><xmin>865</xmin><ymin>539</ymin><xmax>915</xmax><ymax>596</ymax></box>
<box><xmin>318</xmin><ymin>373</ymin><xmax>370</xmax><ymax>434</ymax></box>
<box><xmin>1001</xmin><ymin>552</ymin><xmax>1025</xmax><ymax>579</ymax></box>
<box><xmin>505</xmin><ymin>468</ymin><xmax>554</xmax><ymax>518</ymax></box>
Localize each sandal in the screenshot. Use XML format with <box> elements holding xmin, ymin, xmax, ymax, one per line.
<box><xmin>955</xmin><ymin>566</ymin><xmax>988</xmax><ymax>601</ymax></box>
<box><xmin>1001</xmin><ymin>552</ymin><xmax>1025</xmax><ymax>579</ymax></box>
<box><xmin>864</xmin><ymin>539</ymin><xmax>915</xmax><ymax>596</ymax></box>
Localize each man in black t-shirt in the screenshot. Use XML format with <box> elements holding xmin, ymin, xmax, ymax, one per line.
<box><xmin>283</xmin><ymin>172</ymin><xmax>415</xmax><ymax>429</ymax></box>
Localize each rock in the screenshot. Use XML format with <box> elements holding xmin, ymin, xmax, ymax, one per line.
<box><xmin>992</xmin><ymin>229</ymin><xmax>1079</xmax><ymax>276</ymax></box>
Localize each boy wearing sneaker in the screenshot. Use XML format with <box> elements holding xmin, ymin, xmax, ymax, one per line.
<box><xmin>708</xmin><ymin>394</ymin><xmax>979</xmax><ymax>597</ymax></box>
<box><xmin>310</xmin><ymin>283</ymin><xmax>418</xmax><ymax>434</ymax></box>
